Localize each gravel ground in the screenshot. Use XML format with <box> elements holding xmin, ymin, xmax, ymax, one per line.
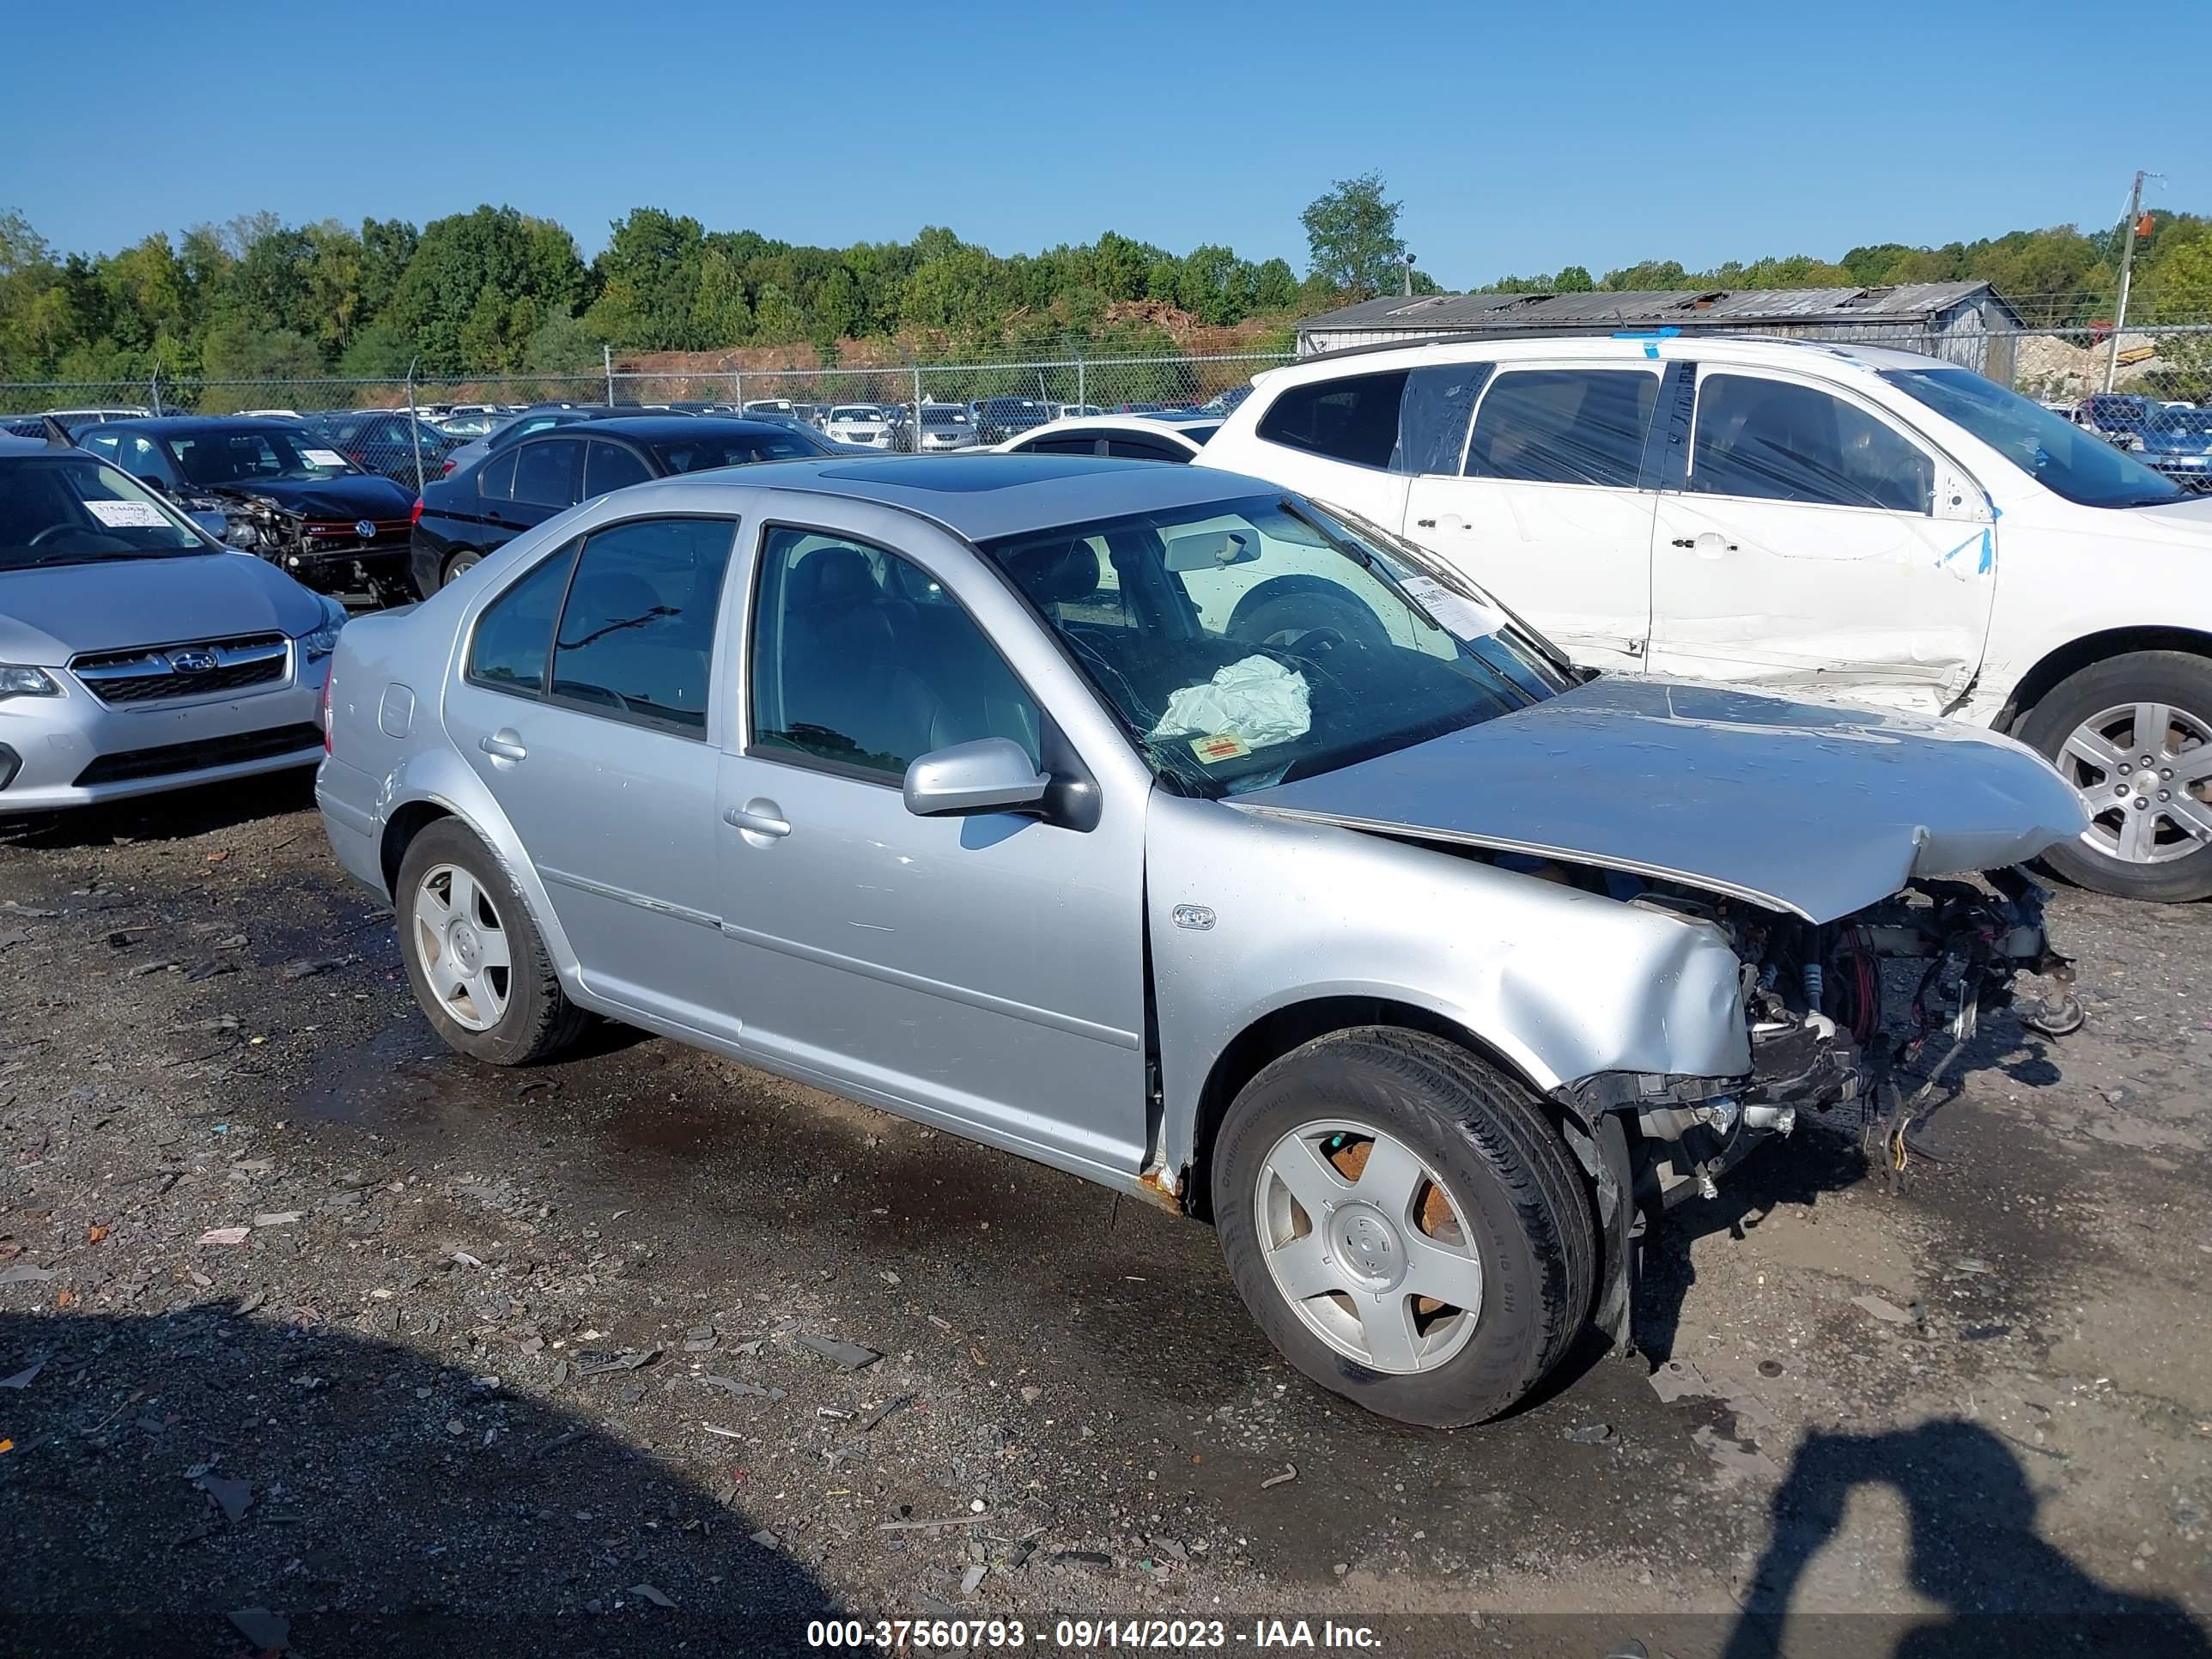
<box><xmin>1</xmin><ymin>776</ymin><xmax>2208</xmax><ymax>1658</ymax></box>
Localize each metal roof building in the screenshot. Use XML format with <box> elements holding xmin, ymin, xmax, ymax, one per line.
<box><xmin>1295</xmin><ymin>282</ymin><xmax>2028</xmax><ymax>381</ymax></box>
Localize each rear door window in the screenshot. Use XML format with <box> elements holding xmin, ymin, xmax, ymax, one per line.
<box><xmin>1691</xmin><ymin>374</ymin><xmax>1933</xmax><ymax>513</ymax></box>
<box><xmin>584</xmin><ymin>439</ymin><xmax>654</xmax><ymax>497</ymax></box>
<box><xmin>1465</xmin><ymin>368</ymin><xmax>1658</xmax><ymax>488</ymax></box>
<box><xmin>466</xmin><ymin>540</ymin><xmax>581</xmax><ymax>695</ymax></box>
<box><xmin>513</xmin><ymin>437</ymin><xmax>584</xmax><ymax>509</ymax></box>
<box><xmin>476</xmin><ymin>449</ymin><xmax>518</xmax><ymax>501</ymax></box>
<box><xmin>549</xmin><ymin>517</ymin><xmax>738</xmax><ymax>733</ymax></box>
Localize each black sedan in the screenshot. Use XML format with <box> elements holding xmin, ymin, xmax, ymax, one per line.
<box><xmin>76</xmin><ymin>416</ymin><xmax>418</xmax><ymax>605</ymax></box>
<box><xmin>410</xmin><ymin>416</ymin><xmax>839</xmax><ymax>595</ymax></box>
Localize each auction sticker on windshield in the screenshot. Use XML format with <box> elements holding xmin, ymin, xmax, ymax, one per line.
<box><xmin>85</xmin><ymin>500</ymin><xmax>170</xmax><ymax>528</ymax></box>
<box><xmin>1191</xmin><ymin>733</ymin><xmax>1251</xmax><ymax>764</ymax></box>
<box><xmin>302</xmin><ymin>447</ymin><xmax>349</xmax><ymax>468</ymax></box>
<box><xmin>1399</xmin><ymin>574</ymin><xmax>1507</xmax><ymax>642</ymax></box>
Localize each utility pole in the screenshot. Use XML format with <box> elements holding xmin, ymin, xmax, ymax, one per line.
<box><xmin>604</xmin><ymin>343</ymin><xmax>617</xmax><ymax>406</ymax></box>
<box><xmin>1402</xmin><ymin>252</ymin><xmax>1418</xmax><ymax>298</ymax></box>
<box><xmin>2104</xmin><ymin>169</ymin><xmax>2150</xmax><ymax>393</ymax></box>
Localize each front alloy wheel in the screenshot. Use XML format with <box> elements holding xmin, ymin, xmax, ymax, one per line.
<box><xmin>1255</xmin><ymin>1120</ymin><xmax>1484</xmax><ymax>1375</ymax></box>
<box><xmin>1214</xmin><ymin>1027</ymin><xmax>1595</xmax><ymax>1427</ymax></box>
<box><xmin>2022</xmin><ymin>651</ymin><xmax>2212</xmax><ymax>902</ymax></box>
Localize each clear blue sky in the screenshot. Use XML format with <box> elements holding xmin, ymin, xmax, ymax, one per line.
<box><xmin>2</xmin><ymin>0</ymin><xmax>2203</xmax><ymax>283</ymax></box>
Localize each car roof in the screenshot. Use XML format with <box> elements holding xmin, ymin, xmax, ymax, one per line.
<box><xmin>565</xmin><ymin>416</ymin><xmax>814</xmax><ymax>443</ymax></box>
<box><xmin>73</xmin><ymin>415</ymin><xmax>313</xmax><ymax>437</ymax></box>
<box><xmin>0</xmin><ymin>433</ymin><xmax>81</xmax><ymax>457</ymax></box>
<box><xmin>668</xmin><ymin>453</ymin><xmax>1279</xmax><ymax>541</ymax></box>
<box><xmin>1256</xmin><ymin>330</ymin><xmax>1954</xmax><ymax>388</ymax></box>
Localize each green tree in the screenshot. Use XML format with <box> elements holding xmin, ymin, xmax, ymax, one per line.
<box><xmin>1299</xmin><ymin>172</ymin><xmax>1406</xmax><ymax>301</ymax></box>
<box><xmin>337</xmin><ymin>318</ymin><xmax>414</xmax><ymax>378</ymax></box>
<box><xmin>199</xmin><ymin>316</ymin><xmax>325</xmax><ymax>380</ymax></box>
<box><xmin>521</xmin><ymin>309</ymin><xmax>604</xmax><ymax>374</ymax></box>
<box><xmin>1253</xmin><ymin>257</ymin><xmax>1298</xmax><ymax>312</ymax></box>
<box><xmin>690</xmin><ymin>247</ymin><xmax>753</xmax><ymax>347</ymax></box>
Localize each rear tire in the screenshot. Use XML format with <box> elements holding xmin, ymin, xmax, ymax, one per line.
<box><xmin>2018</xmin><ymin>650</ymin><xmax>2212</xmax><ymax>903</ymax></box>
<box><xmin>1213</xmin><ymin>1027</ymin><xmax>1595</xmax><ymax>1428</ymax></box>
<box><xmin>395</xmin><ymin>818</ymin><xmax>590</xmax><ymax>1065</ymax></box>
<box><xmin>441</xmin><ymin>548</ymin><xmax>483</xmax><ymax>589</ymax></box>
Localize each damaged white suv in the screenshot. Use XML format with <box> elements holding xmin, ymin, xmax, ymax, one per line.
<box><xmin>1202</xmin><ymin>335</ymin><xmax>2212</xmax><ymax>902</ymax></box>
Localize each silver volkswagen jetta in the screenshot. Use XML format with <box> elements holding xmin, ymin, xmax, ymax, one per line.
<box><xmin>0</xmin><ymin>434</ymin><xmax>346</xmax><ymax>811</ymax></box>
<box><xmin>316</xmin><ymin>455</ymin><xmax>2085</xmax><ymax>1426</ymax></box>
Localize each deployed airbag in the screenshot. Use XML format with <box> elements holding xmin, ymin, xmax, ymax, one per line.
<box><xmin>1149</xmin><ymin>654</ymin><xmax>1312</xmax><ymax>750</ymax></box>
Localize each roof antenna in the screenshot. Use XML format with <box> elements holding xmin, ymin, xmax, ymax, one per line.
<box><xmin>40</xmin><ymin>416</ymin><xmax>74</xmax><ymax>448</ymax></box>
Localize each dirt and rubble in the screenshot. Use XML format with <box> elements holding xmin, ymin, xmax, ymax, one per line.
<box><xmin>1</xmin><ymin>777</ymin><xmax>2209</xmax><ymax>1656</ymax></box>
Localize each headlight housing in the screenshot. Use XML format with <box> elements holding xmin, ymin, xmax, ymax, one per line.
<box><xmin>0</xmin><ymin>665</ymin><xmax>63</xmax><ymax>702</ymax></box>
<box><xmin>298</xmin><ymin>598</ymin><xmax>349</xmax><ymax>662</ymax></box>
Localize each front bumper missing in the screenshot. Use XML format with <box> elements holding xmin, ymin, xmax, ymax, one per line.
<box><xmin>1553</xmin><ymin>868</ymin><xmax>2082</xmax><ymax>1358</ymax></box>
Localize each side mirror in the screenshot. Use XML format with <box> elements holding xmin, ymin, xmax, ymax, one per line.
<box><xmin>902</xmin><ymin>738</ymin><xmax>1049</xmax><ymax>818</ymax></box>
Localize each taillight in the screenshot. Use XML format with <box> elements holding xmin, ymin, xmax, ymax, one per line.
<box><xmin>410</xmin><ymin>495</ymin><xmax>424</xmax><ymax>526</ymax></box>
<box><xmin>319</xmin><ymin>663</ymin><xmax>335</xmax><ymax>754</ymax></box>
<box><xmin>441</xmin><ymin>459</ymin><xmax>456</xmax><ymax>477</ymax></box>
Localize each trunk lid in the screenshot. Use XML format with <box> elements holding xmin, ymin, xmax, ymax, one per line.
<box><xmin>1232</xmin><ymin>677</ymin><xmax>2087</xmax><ymax>922</ymax></box>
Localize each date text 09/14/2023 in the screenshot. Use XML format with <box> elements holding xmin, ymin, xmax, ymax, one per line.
<box><xmin>804</xmin><ymin>1618</ymin><xmax>1384</xmax><ymax>1650</ymax></box>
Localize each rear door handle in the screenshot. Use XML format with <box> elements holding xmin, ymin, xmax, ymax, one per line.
<box><xmin>478</xmin><ymin>731</ymin><xmax>526</xmax><ymax>762</ymax></box>
<box><xmin>724</xmin><ymin>802</ymin><xmax>791</xmax><ymax>839</ymax></box>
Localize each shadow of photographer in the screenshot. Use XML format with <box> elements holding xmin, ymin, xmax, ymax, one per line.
<box><xmin>1721</xmin><ymin>1419</ymin><xmax>2208</xmax><ymax>1659</ymax></box>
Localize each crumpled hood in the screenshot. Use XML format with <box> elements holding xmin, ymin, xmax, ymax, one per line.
<box><xmin>1233</xmin><ymin>677</ymin><xmax>2087</xmax><ymax>922</ymax></box>
<box><xmin>0</xmin><ymin>554</ymin><xmax>325</xmax><ymax>664</ymax></box>
<box><xmin>202</xmin><ymin>473</ymin><xmax>416</xmax><ymax>519</ymax></box>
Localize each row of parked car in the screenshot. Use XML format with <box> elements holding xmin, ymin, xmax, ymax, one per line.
<box><xmin>2046</xmin><ymin>392</ymin><xmax>2212</xmax><ymax>491</ymax></box>
<box><xmin>0</xmin><ymin>331</ymin><xmax>2181</xmax><ymax>1432</ymax></box>
<box><xmin>8</xmin><ymin>336</ymin><xmax>2210</xmax><ymax>906</ymax></box>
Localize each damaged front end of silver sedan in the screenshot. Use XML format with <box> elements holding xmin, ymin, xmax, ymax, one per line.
<box><xmin>1236</xmin><ymin>675</ymin><xmax>2093</xmax><ymax>1357</ymax></box>
<box><xmin>1546</xmin><ymin>861</ymin><xmax>2081</xmax><ymax>1352</ymax></box>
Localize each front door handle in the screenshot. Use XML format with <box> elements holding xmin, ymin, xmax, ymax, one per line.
<box><xmin>724</xmin><ymin>801</ymin><xmax>791</xmax><ymax>839</ymax></box>
<box><xmin>478</xmin><ymin>730</ymin><xmax>526</xmax><ymax>762</ymax></box>
<box><xmin>1673</xmin><ymin>533</ymin><xmax>1737</xmax><ymax>554</ymax></box>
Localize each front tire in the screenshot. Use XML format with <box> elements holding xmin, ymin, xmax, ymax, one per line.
<box><xmin>395</xmin><ymin>819</ymin><xmax>590</xmax><ymax>1065</ymax></box>
<box><xmin>1213</xmin><ymin>1028</ymin><xmax>1595</xmax><ymax>1428</ymax></box>
<box><xmin>2018</xmin><ymin>650</ymin><xmax>2212</xmax><ymax>903</ymax></box>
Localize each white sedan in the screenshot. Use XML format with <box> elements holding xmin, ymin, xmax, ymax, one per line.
<box><xmin>997</xmin><ymin>412</ymin><xmax>1222</xmax><ymax>463</ymax></box>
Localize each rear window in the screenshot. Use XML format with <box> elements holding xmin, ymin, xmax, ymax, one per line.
<box><xmin>1256</xmin><ymin>370</ymin><xmax>1408</xmax><ymax>470</ymax></box>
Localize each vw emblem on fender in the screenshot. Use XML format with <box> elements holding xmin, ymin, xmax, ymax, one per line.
<box><xmin>354</xmin><ymin>519</ymin><xmax>376</xmax><ymax>538</ymax></box>
<box><xmin>169</xmin><ymin>650</ymin><xmax>216</xmax><ymax>673</ymax></box>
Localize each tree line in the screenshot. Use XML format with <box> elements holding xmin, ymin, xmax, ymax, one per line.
<box><xmin>0</xmin><ymin>175</ymin><xmax>2205</xmax><ymax>387</ymax></box>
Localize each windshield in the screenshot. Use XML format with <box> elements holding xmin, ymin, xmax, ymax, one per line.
<box><xmin>2150</xmin><ymin>408</ymin><xmax>2212</xmax><ymax>436</ymax></box>
<box><xmin>1879</xmin><ymin>368</ymin><xmax>2183</xmax><ymax>508</ymax></box>
<box><xmin>0</xmin><ymin>456</ymin><xmax>212</xmax><ymax>570</ymax></box>
<box><xmin>978</xmin><ymin>492</ymin><xmax>1574</xmax><ymax>798</ymax></box>
<box><xmin>828</xmin><ymin>407</ymin><xmax>878</xmax><ymax>423</ymax></box>
<box><xmin>171</xmin><ymin>426</ymin><xmax>358</xmax><ymax>487</ymax></box>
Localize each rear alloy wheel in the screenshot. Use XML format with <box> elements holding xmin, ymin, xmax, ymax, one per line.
<box><xmin>441</xmin><ymin>549</ymin><xmax>483</xmax><ymax>588</ymax></box>
<box><xmin>1214</xmin><ymin>1028</ymin><xmax>1595</xmax><ymax>1427</ymax></box>
<box><xmin>2021</xmin><ymin>651</ymin><xmax>2212</xmax><ymax>902</ymax></box>
<box><xmin>395</xmin><ymin>818</ymin><xmax>590</xmax><ymax>1065</ymax></box>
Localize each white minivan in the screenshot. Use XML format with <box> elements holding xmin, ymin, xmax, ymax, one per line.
<box><xmin>1201</xmin><ymin>334</ymin><xmax>2212</xmax><ymax>902</ymax></box>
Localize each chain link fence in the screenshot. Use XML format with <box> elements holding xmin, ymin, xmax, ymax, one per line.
<box><xmin>3</xmin><ymin>329</ymin><xmax>2206</xmax><ymax>486</ymax></box>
